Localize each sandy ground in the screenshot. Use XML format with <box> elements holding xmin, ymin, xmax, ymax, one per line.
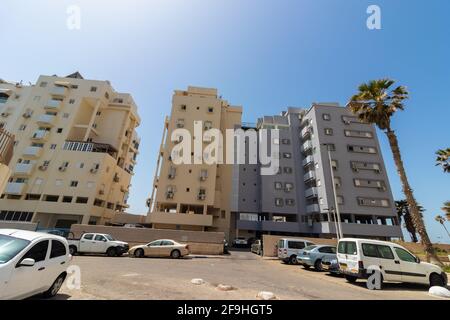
<box><xmin>52</xmin><ymin>250</ymin><xmax>446</xmax><ymax>300</ymax></box>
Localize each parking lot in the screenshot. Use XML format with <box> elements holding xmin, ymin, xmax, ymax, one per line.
<box><xmin>54</xmin><ymin>250</ymin><xmax>445</xmax><ymax>300</ymax></box>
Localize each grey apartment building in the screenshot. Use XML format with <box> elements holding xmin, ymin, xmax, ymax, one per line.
<box><xmin>231</xmin><ymin>103</ymin><xmax>403</xmax><ymax>240</ymax></box>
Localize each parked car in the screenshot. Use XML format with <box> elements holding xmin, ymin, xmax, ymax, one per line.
<box><xmin>0</xmin><ymin>229</ymin><xmax>71</xmax><ymax>300</ymax></box>
<box><xmin>67</xmin><ymin>233</ymin><xmax>129</xmax><ymax>257</ymax></box>
<box><xmin>277</xmin><ymin>238</ymin><xmax>315</xmax><ymax>264</ymax></box>
<box><xmin>232</xmin><ymin>237</ymin><xmax>249</xmax><ymax>248</ymax></box>
<box><xmin>251</xmin><ymin>239</ymin><xmax>263</xmax><ymax>255</ymax></box>
<box><xmin>129</xmin><ymin>239</ymin><xmax>189</xmax><ymax>259</ymax></box>
<box><xmin>321</xmin><ymin>256</ymin><xmax>340</xmax><ymax>275</ymax></box>
<box><xmin>337</xmin><ymin>238</ymin><xmax>448</xmax><ymax>289</ymax></box>
<box><xmin>297</xmin><ymin>245</ymin><xmax>337</xmax><ymax>271</ymax></box>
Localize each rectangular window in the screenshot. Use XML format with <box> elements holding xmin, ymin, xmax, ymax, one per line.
<box><xmin>274</xmin><ymin>182</ymin><xmax>283</xmax><ymax>190</ymax></box>
<box><xmin>39</xmin><ymin>82</ymin><xmax>48</xmax><ymax>88</ymax></box>
<box><xmin>322</xmin><ymin>113</ymin><xmax>331</xmax><ymax>121</ymax></box>
<box><xmin>347</xmin><ymin>145</ymin><xmax>377</xmax><ymax>154</ymax></box>
<box><xmin>70</xmin><ymin>181</ymin><xmax>78</xmax><ymax>187</ymax></box>
<box><xmin>344</xmin><ymin>129</ymin><xmax>373</xmax><ymax>138</ymax></box>
<box><xmin>90</xmin><ymin>86</ymin><xmax>97</xmax><ymax>92</ymax></box>
<box><xmin>207</xmin><ymin>107</ymin><xmax>214</xmax><ymax>113</ymax></box>
<box><xmin>75</xmin><ymin>197</ymin><xmax>88</xmax><ymax>204</ymax></box>
<box><xmin>324</xmin><ymin>128</ymin><xmax>333</xmax><ymax>135</ymax></box>
<box><xmin>282</xmin><ymin>139</ymin><xmax>290</xmax><ymax>145</ymax></box>
<box><xmin>62</xmin><ymin>196</ymin><xmax>73</xmax><ymax>203</ymax></box>
<box><xmin>286</xmin><ymin>199</ymin><xmax>295</xmax><ymax>206</ymax></box>
<box><xmin>275</xmin><ymin>198</ymin><xmax>283</xmax><ymax>207</ymax></box>
<box><xmin>283</xmin><ymin>153</ymin><xmax>292</xmax><ymax>159</ymax></box>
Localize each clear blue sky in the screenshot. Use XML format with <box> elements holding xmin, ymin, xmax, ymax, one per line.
<box><xmin>1</xmin><ymin>0</ymin><xmax>449</xmax><ymax>243</ymax></box>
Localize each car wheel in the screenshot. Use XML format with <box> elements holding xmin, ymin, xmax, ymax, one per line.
<box><xmin>107</xmin><ymin>247</ymin><xmax>117</xmax><ymax>257</ymax></box>
<box><xmin>134</xmin><ymin>248</ymin><xmax>144</xmax><ymax>258</ymax></box>
<box><xmin>345</xmin><ymin>275</ymin><xmax>357</xmax><ymax>283</ymax></box>
<box><xmin>303</xmin><ymin>264</ymin><xmax>311</xmax><ymax>270</ymax></box>
<box><xmin>69</xmin><ymin>246</ymin><xmax>77</xmax><ymax>256</ymax></box>
<box><xmin>42</xmin><ymin>273</ymin><xmax>66</xmax><ymax>299</ymax></box>
<box><xmin>430</xmin><ymin>273</ymin><xmax>445</xmax><ymax>287</ymax></box>
<box><xmin>171</xmin><ymin>249</ymin><xmax>181</xmax><ymax>259</ymax></box>
<box><xmin>289</xmin><ymin>255</ymin><xmax>297</xmax><ymax>265</ymax></box>
<box><xmin>314</xmin><ymin>259</ymin><xmax>323</xmax><ymax>271</ymax></box>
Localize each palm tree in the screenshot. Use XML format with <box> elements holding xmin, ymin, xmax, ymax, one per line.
<box><xmin>442</xmin><ymin>201</ymin><xmax>450</xmax><ymax>220</ymax></box>
<box><xmin>435</xmin><ymin>215</ymin><xmax>450</xmax><ymax>238</ymax></box>
<box><xmin>435</xmin><ymin>148</ymin><xmax>450</xmax><ymax>173</ymax></box>
<box><xmin>348</xmin><ymin>79</ymin><xmax>442</xmax><ymax>265</ymax></box>
<box><xmin>395</xmin><ymin>200</ymin><xmax>418</xmax><ymax>242</ymax></box>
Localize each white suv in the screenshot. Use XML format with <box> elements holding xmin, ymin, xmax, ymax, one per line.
<box><xmin>0</xmin><ymin>229</ymin><xmax>71</xmax><ymax>299</ymax></box>
<box><xmin>337</xmin><ymin>238</ymin><xmax>448</xmax><ymax>289</ymax></box>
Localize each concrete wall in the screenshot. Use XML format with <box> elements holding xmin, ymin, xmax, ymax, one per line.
<box><xmin>0</xmin><ymin>221</ymin><xmax>38</xmax><ymax>231</ymax></box>
<box><xmin>262</xmin><ymin>234</ymin><xmax>336</xmax><ymax>257</ymax></box>
<box><xmin>70</xmin><ymin>224</ymin><xmax>224</xmax><ymax>255</ymax></box>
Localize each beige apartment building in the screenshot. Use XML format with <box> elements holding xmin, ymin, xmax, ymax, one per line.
<box><xmin>0</xmin><ymin>73</ymin><xmax>140</xmax><ymax>229</ymax></box>
<box><xmin>146</xmin><ymin>86</ymin><xmax>242</xmax><ymax>239</ymax></box>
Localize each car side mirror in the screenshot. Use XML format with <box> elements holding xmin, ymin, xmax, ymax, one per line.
<box><xmin>415</xmin><ymin>256</ymin><xmax>421</xmax><ymax>263</ymax></box>
<box><xmin>18</xmin><ymin>258</ymin><xmax>36</xmax><ymax>267</ymax></box>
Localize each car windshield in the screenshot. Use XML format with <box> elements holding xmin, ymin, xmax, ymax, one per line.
<box><xmin>304</xmin><ymin>245</ymin><xmax>317</xmax><ymax>251</ymax></box>
<box><xmin>0</xmin><ymin>235</ymin><xmax>31</xmax><ymax>264</ymax></box>
<box><xmin>104</xmin><ymin>235</ymin><xmax>114</xmax><ymax>241</ymax></box>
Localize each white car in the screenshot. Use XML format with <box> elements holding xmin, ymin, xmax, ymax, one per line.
<box><xmin>277</xmin><ymin>238</ymin><xmax>315</xmax><ymax>264</ymax></box>
<box><xmin>67</xmin><ymin>233</ymin><xmax>129</xmax><ymax>257</ymax></box>
<box><xmin>0</xmin><ymin>229</ymin><xmax>71</xmax><ymax>300</ymax></box>
<box><xmin>337</xmin><ymin>238</ymin><xmax>448</xmax><ymax>289</ymax></box>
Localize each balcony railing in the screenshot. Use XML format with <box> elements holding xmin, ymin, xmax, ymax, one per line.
<box><xmin>5</xmin><ymin>182</ymin><xmax>26</xmax><ymax>195</ymax></box>
<box><xmin>37</xmin><ymin>114</ymin><xmax>56</xmax><ymax>126</ymax></box>
<box><xmin>63</xmin><ymin>140</ymin><xmax>118</xmax><ymax>158</ymax></box>
<box><xmin>50</xmin><ymin>86</ymin><xmax>67</xmax><ymax>97</ymax></box>
<box><xmin>45</xmin><ymin>99</ymin><xmax>62</xmax><ymax>110</ymax></box>
<box><xmin>306</xmin><ymin>204</ymin><xmax>320</xmax><ymax>213</ymax></box>
<box><xmin>0</xmin><ymin>128</ymin><xmax>14</xmax><ymax>166</ymax></box>
<box><xmin>301</xmin><ymin>140</ymin><xmax>313</xmax><ymax>153</ymax></box>
<box><xmin>14</xmin><ymin>163</ymin><xmax>35</xmax><ymax>176</ymax></box>
<box><xmin>302</xmin><ymin>155</ymin><xmax>314</xmax><ymax>166</ymax></box>
<box><xmin>31</xmin><ymin>130</ymin><xmax>49</xmax><ymax>141</ymax></box>
<box><xmin>305</xmin><ymin>187</ymin><xmax>318</xmax><ymax>198</ymax></box>
<box><xmin>304</xmin><ymin>170</ymin><xmax>316</xmax><ymax>181</ymax></box>
<box><xmin>23</xmin><ymin>146</ymin><xmax>43</xmax><ymax>158</ymax></box>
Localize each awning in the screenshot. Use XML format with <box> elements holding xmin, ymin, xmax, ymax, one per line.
<box><xmin>54</xmin><ymin>81</ymin><xmax>71</xmax><ymax>87</ymax></box>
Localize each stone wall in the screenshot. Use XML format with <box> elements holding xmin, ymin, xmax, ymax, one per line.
<box><xmin>70</xmin><ymin>224</ymin><xmax>224</xmax><ymax>255</ymax></box>
<box><xmin>0</xmin><ymin>221</ymin><xmax>37</xmax><ymax>231</ymax></box>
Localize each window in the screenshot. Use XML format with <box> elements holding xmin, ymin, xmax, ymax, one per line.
<box><xmin>283</xmin><ymin>153</ymin><xmax>292</xmax><ymax>159</ymax></box>
<box><xmin>322</xmin><ymin>113</ymin><xmax>331</xmax><ymax>121</ymax></box>
<box><xmin>83</xmin><ymin>234</ymin><xmax>94</xmax><ymax>240</ymax></box>
<box><xmin>19</xmin><ymin>124</ymin><xmax>26</xmax><ymax>131</ymax></box>
<box><xmin>90</xmin><ymin>86</ymin><xmax>97</xmax><ymax>92</ymax></box>
<box><xmin>274</xmin><ymin>182</ymin><xmax>283</xmax><ymax>190</ymax></box>
<box><xmin>288</xmin><ymin>241</ymin><xmax>305</xmax><ymax>249</ymax></box>
<box><xmin>284</xmin><ymin>167</ymin><xmax>293</xmax><ymax>174</ymax></box>
<box><xmin>331</xmin><ymin>160</ymin><xmax>338</xmax><ymax>170</ymax></box>
<box><xmin>76</xmin><ymin>197</ymin><xmax>88</xmax><ymax>204</ymax></box>
<box><xmin>69</xmin><ymin>99</ymin><xmax>75</xmax><ymax>104</ymax></box>
<box><xmin>57</xmin><ymin>128</ymin><xmax>63</xmax><ymax>133</ymax></box>
<box><xmin>282</xmin><ymin>139</ymin><xmax>290</xmax><ymax>145</ymax></box>
<box><xmin>207</xmin><ymin>107</ymin><xmax>214</xmax><ymax>113</ymax></box>
<box><xmin>286</xmin><ymin>199</ymin><xmax>295</xmax><ymax>206</ymax></box>
<box><xmin>50</xmin><ymin>240</ymin><xmax>67</xmax><ymax>258</ymax></box>
<box><xmin>336</xmin><ymin>196</ymin><xmax>344</xmax><ymax>204</ymax></box>
<box><xmin>275</xmin><ymin>198</ymin><xmax>283</xmax><ymax>206</ymax></box>
<box><xmin>50</xmin><ymin>144</ymin><xmax>57</xmax><ymax>150</ymax></box>
<box><xmin>285</xmin><ymin>183</ymin><xmax>294</xmax><ymax>192</ymax></box>
<box><xmin>161</xmin><ymin>241</ymin><xmax>174</xmax><ymax>246</ymax></box>
<box><xmin>63</xmin><ymin>113</ymin><xmax>69</xmax><ymax>118</ymax></box>
<box><xmin>62</xmin><ymin>196</ymin><xmax>73</xmax><ymax>203</ymax></box>
<box><xmin>40</xmin><ymin>82</ymin><xmax>48</xmax><ymax>88</ymax></box>
<box><xmin>70</xmin><ymin>181</ymin><xmax>78</xmax><ymax>187</ymax></box>
<box><xmin>324</xmin><ymin>128</ymin><xmax>333</xmax><ymax>135</ymax></box>
<box><xmin>22</xmin><ymin>240</ymin><xmax>49</xmax><ymax>263</ymax></box>
<box><xmin>94</xmin><ymin>235</ymin><xmax>106</xmax><ymax>241</ymax></box>
<box><xmin>347</xmin><ymin>145</ymin><xmax>377</xmax><ymax>154</ymax></box>
<box><xmin>318</xmin><ymin>246</ymin><xmax>336</xmax><ymax>254</ymax></box>
<box><xmin>338</xmin><ymin>241</ymin><xmax>357</xmax><ymax>255</ymax></box>
<box><xmin>394</xmin><ymin>247</ymin><xmax>416</xmax><ymax>263</ymax></box>
<box><xmin>324</xmin><ymin>143</ymin><xmax>336</xmax><ymax>151</ymax></box>
<box><xmin>362</xmin><ymin>243</ymin><xmax>379</xmax><ymax>257</ymax></box>
<box><xmin>180</xmin><ymin>104</ymin><xmax>187</xmax><ymax>111</ymax></box>
<box><xmin>377</xmin><ymin>245</ymin><xmax>394</xmax><ymax>259</ymax></box>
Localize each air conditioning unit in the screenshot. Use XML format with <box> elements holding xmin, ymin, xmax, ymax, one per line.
<box><xmin>58</xmin><ymin>166</ymin><xmax>66</xmax><ymax>172</ymax></box>
<box><xmin>38</xmin><ymin>165</ymin><xmax>48</xmax><ymax>171</ymax></box>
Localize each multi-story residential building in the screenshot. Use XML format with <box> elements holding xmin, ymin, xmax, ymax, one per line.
<box><xmin>232</xmin><ymin>104</ymin><xmax>402</xmax><ymax>240</ymax></box>
<box><xmin>0</xmin><ymin>73</ymin><xmax>140</xmax><ymax>229</ymax></box>
<box><xmin>146</xmin><ymin>86</ymin><xmax>242</xmax><ymax>239</ymax></box>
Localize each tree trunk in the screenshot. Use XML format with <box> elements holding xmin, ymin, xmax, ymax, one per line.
<box><xmin>386</xmin><ymin>130</ymin><xmax>443</xmax><ymax>266</ymax></box>
<box><xmin>442</xmin><ymin>224</ymin><xmax>450</xmax><ymax>239</ymax></box>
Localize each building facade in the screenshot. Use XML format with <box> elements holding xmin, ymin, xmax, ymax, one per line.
<box><xmin>146</xmin><ymin>86</ymin><xmax>242</xmax><ymax>239</ymax></box>
<box><xmin>233</xmin><ymin>104</ymin><xmax>402</xmax><ymax>240</ymax></box>
<box><xmin>0</xmin><ymin>73</ymin><xmax>140</xmax><ymax>229</ymax></box>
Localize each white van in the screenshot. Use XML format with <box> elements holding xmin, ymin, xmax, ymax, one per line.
<box><xmin>277</xmin><ymin>238</ymin><xmax>315</xmax><ymax>264</ymax></box>
<box><xmin>337</xmin><ymin>238</ymin><xmax>447</xmax><ymax>289</ymax></box>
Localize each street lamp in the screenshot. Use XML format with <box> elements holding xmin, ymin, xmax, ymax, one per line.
<box><xmin>321</xmin><ymin>143</ymin><xmax>343</xmax><ymax>239</ymax></box>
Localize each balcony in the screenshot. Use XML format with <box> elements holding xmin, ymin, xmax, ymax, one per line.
<box><xmin>5</xmin><ymin>182</ymin><xmax>26</xmax><ymax>195</ymax></box>
<box><xmin>306</xmin><ymin>204</ymin><xmax>320</xmax><ymax>213</ymax></box>
<box><xmin>301</xmin><ymin>140</ymin><xmax>313</xmax><ymax>153</ymax></box>
<box><xmin>50</xmin><ymin>86</ymin><xmax>67</xmax><ymax>97</ymax></box>
<box><xmin>302</xmin><ymin>155</ymin><xmax>314</xmax><ymax>166</ymax></box>
<box><xmin>37</xmin><ymin>114</ymin><xmax>56</xmax><ymax>127</ymax></box>
<box><xmin>301</xmin><ymin>125</ymin><xmax>312</xmax><ymax>140</ymax></box>
<box><xmin>31</xmin><ymin>130</ymin><xmax>49</xmax><ymax>141</ymax></box>
<box><xmin>14</xmin><ymin>163</ymin><xmax>35</xmax><ymax>176</ymax></box>
<box><xmin>146</xmin><ymin>212</ymin><xmax>213</xmax><ymax>227</ymax></box>
<box><xmin>0</xmin><ymin>128</ymin><xmax>14</xmax><ymax>166</ymax></box>
<box><xmin>45</xmin><ymin>99</ymin><xmax>62</xmax><ymax>110</ymax></box>
<box><xmin>304</xmin><ymin>170</ymin><xmax>316</xmax><ymax>181</ymax></box>
<box><xmin>305</xmin><ymin>187</ymin><xmax>318</xmax><ymax>198</ymax></box>
<box><xmin>62</xmin><ymin>141</ymin><xmax>118</xmax><ymax>158</ymax></box>
<box><xmin>23</xmin><ymin>146</ymin><xmax>43</xmax><ymax>158</ymax></box>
